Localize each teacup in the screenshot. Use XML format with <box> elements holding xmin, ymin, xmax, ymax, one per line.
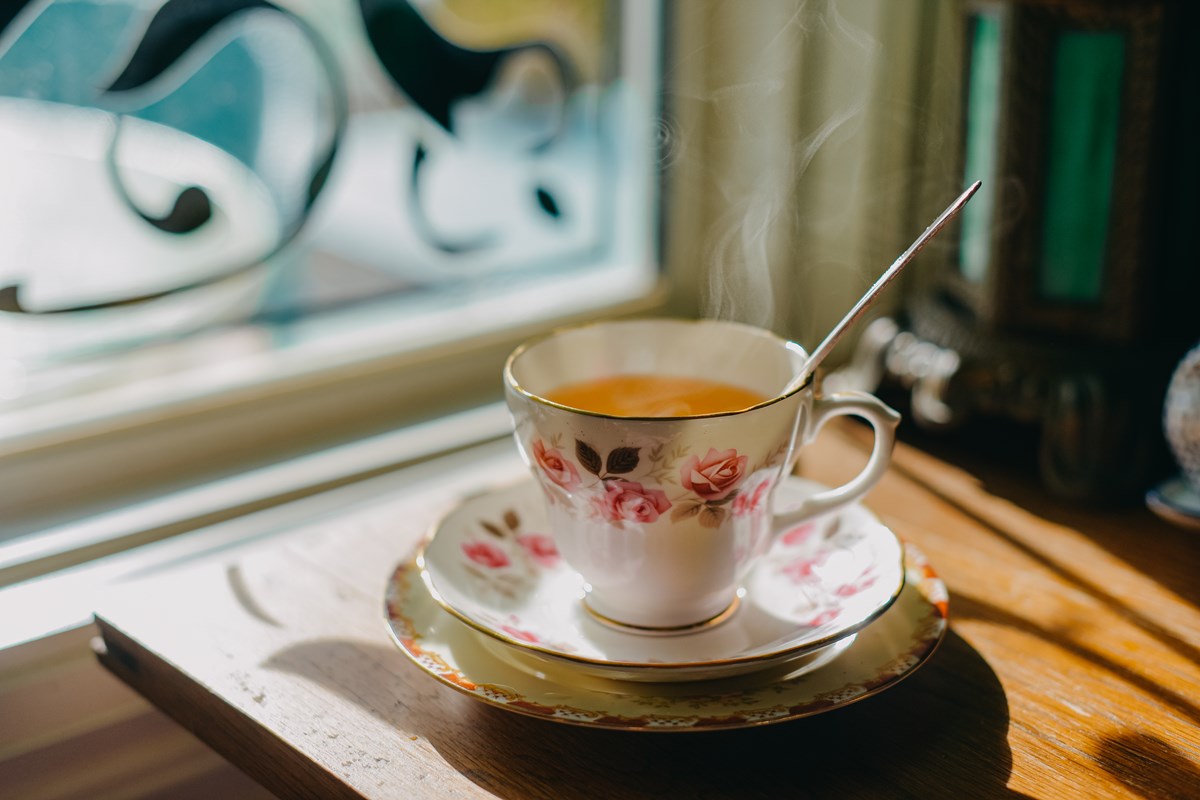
<box><xmin>503</xmin><ymin>318</ymin><xmax>900</xmax><ymax>633</ymax></box>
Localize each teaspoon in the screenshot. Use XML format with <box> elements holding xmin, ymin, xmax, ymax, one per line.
<box><xmin>783</xmin><ymin>180</ymin><xmax>982</xmax><ymax>394</ymax></box>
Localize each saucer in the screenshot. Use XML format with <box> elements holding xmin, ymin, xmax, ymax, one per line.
<box><xmin>415</xmin><ymin>477</ymin><xmax>905</xmax><ymax>682</ymax></box>
<box><xmin>478</xmin><ymin>629</ymin><xmax>859</xmax><ymax>686</ymax></box>
<box><xmin>1147</xmin><ymin>475</ymin><xmax>1200</xmax><ymax>530</ymax></box>
<box><xmin>384</xmin><ymin>543</ymin><xmax>948</xmax><ymax>731</ymax></box>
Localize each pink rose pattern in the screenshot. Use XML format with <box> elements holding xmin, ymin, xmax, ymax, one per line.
<box><xmin>525</xmin><ymin>437</ymin><xmax>778</xmax><ymax>529</ymax></box>
<box><xmin>780</xmin><ymin>522</ymin><xmax>816</xmax><ymax>546</ymax></box>
<box><xmin>732</xmin><ymin>476</ymin><xmax>770</xmax><ymax>516</ymax></box>
<box><xmin>516</xmin><ymin>533</ymin><xmax>560</xmax><ymax>568</ymax></box>
<box><xmin>591</xmin><ymin>480</ymin><xmax>672</xmax><ymax>524</ymax></box>
<box><xmin>680</xmin><ymin>448</ymin><xmax>748</xmax><ymax>501</ymax></box>
<box><xmin>834</xmin><ymin>573</ymin><xmax>878</xmax><ymax>597</ymax></box>
<box><xmin>782</xmin><ymin>552</ymin><xmax>829</xmax><ymax>582</ymax></box>
<box><xmin>459</xmin><ymin>518</ymin><xmax>560</xmax><ymax>600</ymax></box>
<box><xmin>457</xmin><ymin>506</ymin><xmax>561</xmax><ymax>598</ymax></box>
<box><xmin>532</xmin><ymin>439</ymin><xmax>581</xmax><ymax>490</ymax></box>
<box><xmin>462</xmin><ymin>540</ymin><xmax>511</xmax><ymax>569</ymax></box>
<box><xmin>777</xmin><ymin>524</ymin><xmax>877</xmax><ymax>629</ymax></box>
<box><xmin>804</xmin><ymin>609</ymin><xmax>839</xmax><ymax>628</ymax></box>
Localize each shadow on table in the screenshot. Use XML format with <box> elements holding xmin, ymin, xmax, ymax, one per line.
<box><xmin>267</xmin><ymin>630</ymin><xmax>1025</xmax><ymax>799</ymax></box>
<box><xmin>1096</xmin><ymin>732</ymin><xmax>1200</xmax><ymax>800</ymax></box>
<box><xmin>892</xmin><ymin>420</ymin><xmax>1200</xmax><ymax>613</ymax></box>
<box><xmin>845</xmin><ymin>418</ymin><xmax>1200</xmax><ymax>683</ymax></box>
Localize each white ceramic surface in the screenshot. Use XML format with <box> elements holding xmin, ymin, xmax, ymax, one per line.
<box><xmin>478</xmin><ymin>629</ymin><xmax>858</xmax><ymax>685</ymax></box>
<box><xmin>417</xmin><ymin>476</ymin><xmax>905</xmax><ymax>682</ymax></box>
<box><xmin>385</xmin><ymin>543</ymin><xmax>949</xmax><ymax>731</ymax></box>
<box><xmin>503</xmin><ymin>318</ymin><xmax>900</xmax><ymax>630</ymax></box>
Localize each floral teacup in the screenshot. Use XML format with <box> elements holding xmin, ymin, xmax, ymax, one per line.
<box><xmin>503</xmin><ymin>318</ymin><xmax>899</xmax><ymax>633</ymax></box>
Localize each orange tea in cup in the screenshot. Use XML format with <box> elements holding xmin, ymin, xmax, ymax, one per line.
<box><xmin>544</xmin><ymin>375</ymin><xmax>767</xmax><ymax>417</ymax></box>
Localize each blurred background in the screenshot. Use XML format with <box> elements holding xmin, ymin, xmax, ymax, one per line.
<box><xmin>1</xmin><ymin>0</ymin><xmax>1197</xmax><ymax>795</ymax></box>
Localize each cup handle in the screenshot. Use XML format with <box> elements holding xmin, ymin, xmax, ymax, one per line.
<box><xmin>774</xmin><ymin>392</ymin><xmax>900</xmax><ymax>526</ymax></box>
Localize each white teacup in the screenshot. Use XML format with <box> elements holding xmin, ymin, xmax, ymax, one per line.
<box><xmin>503</xmin><ymin>318</ymin><xmax>900</xmax><ymax>633</ymax></box>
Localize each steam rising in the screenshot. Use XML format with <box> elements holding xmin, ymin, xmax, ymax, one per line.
<box><xmin>661</xmin><ymin>2</ymin><xmax>909</xmax><ymax>340</ymax></box>
<box><xmin>705</xmin><ymin>101</ymin><xmax>865</xmax><ymax>331</ymax></box>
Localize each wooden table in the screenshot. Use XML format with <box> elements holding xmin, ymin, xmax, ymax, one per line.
<box><xmin>93</xmin><ymin>422</ymin><xmax>1200</xmax><ymax>799</ymax></box>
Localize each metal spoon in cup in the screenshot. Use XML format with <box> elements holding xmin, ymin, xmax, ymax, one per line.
<box><xmin>783</xmin><ymin>180</ymin><xmax>982</xmax><ymax>394</ymax></box>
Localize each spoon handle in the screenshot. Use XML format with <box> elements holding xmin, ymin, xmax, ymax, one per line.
<box><xmin>793</xmin><ymin>180</ymin><xmax>982</xmax><ymax>390</ymax></box>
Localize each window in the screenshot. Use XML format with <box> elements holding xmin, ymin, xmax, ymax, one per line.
<box><xmin>0</xmin><ymin>0</ymin><xmax>667</xmax><ymax>563</ymax></box>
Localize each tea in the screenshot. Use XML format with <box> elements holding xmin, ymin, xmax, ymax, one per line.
<box><xmin>544</xmin><ymin>374</ymin><xmax>768</xmax><ymax>417</ymax></box>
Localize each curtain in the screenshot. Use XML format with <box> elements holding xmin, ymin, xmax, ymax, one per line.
<box><xmin>663</xmin><ymin>0</ymin><xmax>962</xmax><ymax>361</ymax></box>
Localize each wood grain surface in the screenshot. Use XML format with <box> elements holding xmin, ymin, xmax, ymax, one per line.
<box><xmin>93</xmin><ymin>425</ymin><xmax>1200</xmax><ymax>799</ymax></box>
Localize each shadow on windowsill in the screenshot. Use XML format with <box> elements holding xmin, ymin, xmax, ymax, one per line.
<box><xmin>265</xmin><ymin>630</ymin><xmax>1021</xmax><ymax>799</ymax></box>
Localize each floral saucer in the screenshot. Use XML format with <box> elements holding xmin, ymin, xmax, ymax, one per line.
<box><xmin>384</xmin><ymin>544</ymin><xmax>948</xmax><ymax>731</ymax></box>
<box><xmin>415</xmin><ymin>477</ymin><xmax>905</xmax><ymax>682</ymax></box>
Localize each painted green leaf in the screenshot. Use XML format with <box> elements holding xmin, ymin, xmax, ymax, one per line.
<box><xmin>606</xmin><ymin>447</ymin><xmax>640</xmax><ymax>475</ymax></box>
<box><xmin>576</xmin><ymin>440</ymin><xmax>602</xmax><ymax>476</ymax></box>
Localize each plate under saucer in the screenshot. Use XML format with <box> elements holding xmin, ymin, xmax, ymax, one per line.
<box><xmin>1146</xmin><ymin>475</ymin><xmax>1200</xmax><ymax>530</ymax></box>
<box><xmin>415</xmin><ymin>477</ymin><xmax>905</xmax><ymax>682</ymax></box>
<box><xmin>384</xmin><ymin>544</ymin><xmax>948</xmax><ymax>731</ymax></box>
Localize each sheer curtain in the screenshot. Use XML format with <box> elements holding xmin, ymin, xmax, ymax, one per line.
<box><xmin>664</xmin><ymin>0</ymin><xmax>961</xmax><ymax>359</ymax></box>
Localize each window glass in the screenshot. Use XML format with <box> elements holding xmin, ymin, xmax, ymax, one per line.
<box><xmin>0</xmin><ymin>0</ymin><xmax>660</xmax><ymax>441</ymax></box>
